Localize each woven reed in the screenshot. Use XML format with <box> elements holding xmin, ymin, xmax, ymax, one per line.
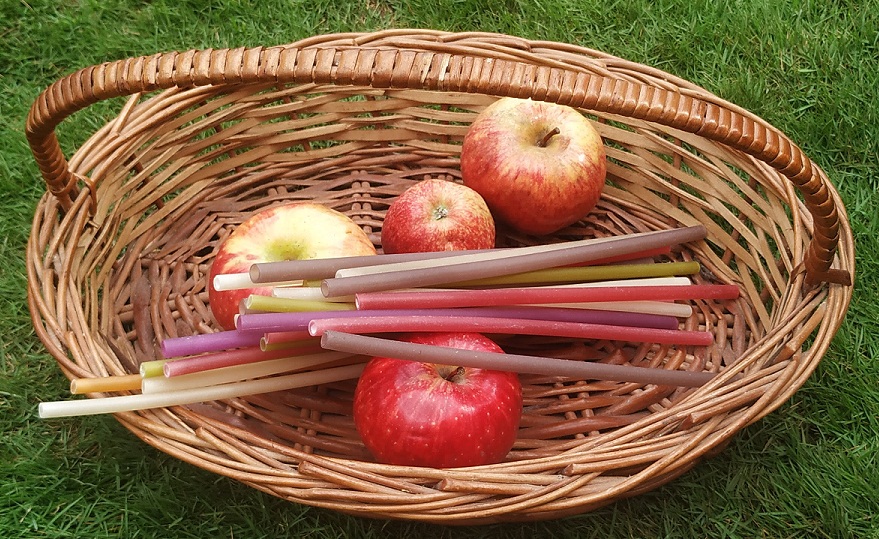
<box><xmin>25</xmin><ymin>30</ymin><xmax>853</xmax><ymax>524</ymax></box>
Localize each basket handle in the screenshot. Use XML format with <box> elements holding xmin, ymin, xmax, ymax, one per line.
<box><xmin>25</xmin><ymin>45</ymin><xmax>851</xmax><ymax>286</ymax></box>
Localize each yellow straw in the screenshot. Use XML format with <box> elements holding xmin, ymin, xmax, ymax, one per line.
<box><xmin>272</xmin><ymin>286</ymin><xmax>354</xmax><ymax>303</ymax></box>
<box><xmin>70</xmin><ymin>374</ymin><xmax>143</xmax><ymax>394</ymax></box>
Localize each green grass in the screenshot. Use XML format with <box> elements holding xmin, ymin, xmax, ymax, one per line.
<box><xmin>2</xmin><ymin>0</ymin><xmax>878</xmax><ymax>536</ymax></box>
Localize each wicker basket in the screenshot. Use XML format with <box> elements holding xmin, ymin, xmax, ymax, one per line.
<box><xmin>25</xmin><ymin>30</ymin><xmax>854</xmax><ymax>524</ymax></box>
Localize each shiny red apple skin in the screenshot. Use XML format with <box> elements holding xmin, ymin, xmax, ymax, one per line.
<box><xmin>460</xmin><ymin>97</ymin><xmax>607</xmax><ymax>236</ymax></box>
<box><xmin>207</xmin><ymin>202</ymin><xmax>376</xmax><ymax>330</ymax></box>
<box><xmin>381</xmin><ymin>179</ymin><xmax>495</xmax><ymax>254</ymax></box>
<box><xmin>352</xmin><ymin>332</ymin><xmax>522</xmax><ymax>468</ymax></box>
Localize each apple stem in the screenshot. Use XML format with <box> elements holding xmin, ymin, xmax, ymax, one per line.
<box><xmin>444</xmin><ymin>366</ymin><xmax>466</xmax><ymax>383</ymax></box>
<box><xmin>432</xmin><ymin>206</ymin><xmax>449</xmax><ymax>221</ymax></box>
<box><xmin>538</xmin><ymin>127</ymin><xmax>561</xmax><ymax>147</ymax></box>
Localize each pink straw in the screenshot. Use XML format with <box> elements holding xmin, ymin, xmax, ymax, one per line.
<box><xmin>308</xmin><ymin>315</ymin><xmax>713</xmax><ymax>346</ymax></box>
<box><xmin>320</xmin><ymin>331</ymin><xmax>718</xmax><ymax>387</ymax></box>
<box><xmin>320</xmin><ymin>226</ymin><xmax>707</xmax><ymax>297</ymax></box>
<box><xmin>161</xmin><ymin>330</ymin><xmax>264</xmax><ymax>359</ymax></box>
<box><xmin>355</xmin><ymin>284</ymin><xmax>740</xmax><ymax>310</ymax></box>
<box><xmin>163</xmin><ymin>344</ymin><xmax>324</xmax><ymax>378</ymax></box>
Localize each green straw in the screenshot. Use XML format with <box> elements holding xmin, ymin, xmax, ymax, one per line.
<box><xmin>140</xmin><ymin>360</ymin><xmax>166</xmax><ymax>378</ymax></box>
<box><xmin>447</xmin><ymin>261</ymin><xmax>701</xmax><ymax>287</ymax></box>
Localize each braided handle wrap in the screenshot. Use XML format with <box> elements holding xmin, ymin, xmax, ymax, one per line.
<box><xmin>25</xmin><ymin>43</ymin><xmax>850</xmax><ymax>286</ymax></box>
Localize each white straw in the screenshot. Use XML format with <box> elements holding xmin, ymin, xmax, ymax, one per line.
<box><xmin>535</xmin><ymin>301</ymin><xmax>693</xmax><ymax>318</ymax></box>
<box><xmin>213</xmin><ymin>272</ymin><xmax>304</xmax><ymax>291</ymax></box>
<box><xmin>141</xmin><ymin>351</ymin><xmax>352</xmax><ymax>394</ymax></box>
<box><xmin>525</xmin><ymin>277</ymin><xmax>693</xmax><ymax>317</ymax></box>
<box><xmin>213</xmin><ymin>272</ymin><xmax>256</xmax><ymax>291</ymax></box>
<box><xmin>545</xmin><ymin>276</ymin><xmax>691</xmax><ymax>288</ymax></box>
<box><xmin>38</xmin><ymin>363</ymin><xmax>365</xmax><ymax>418</ymax></box>
<box><xmin>268</xmin><ymin>278</ymin><xmax>687</xmax><ymax>299</ymax></box>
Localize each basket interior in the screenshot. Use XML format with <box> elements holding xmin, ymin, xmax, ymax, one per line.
<box><xmin>47</xmin><ymin>79</ymin><xmax>806</xmax><ymax>462</ymax></box>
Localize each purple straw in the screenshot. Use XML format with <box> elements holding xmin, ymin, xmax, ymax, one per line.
<box><xmin>160</xmin><ymin>329</ymin><xmax>264</xmax><ymax>359</ymax></box>
<box><xmin>235</xmin><ymin>307</ymin><xmax>678</xmax><ymax>334</ymax></box>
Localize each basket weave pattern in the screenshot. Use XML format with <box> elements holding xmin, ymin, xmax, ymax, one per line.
<box><xmin>26</xmin><ymin>31</ymin><xmax>853</xmax><ymax>523</ymax></box>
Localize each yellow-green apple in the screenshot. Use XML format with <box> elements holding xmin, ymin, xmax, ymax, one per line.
<box><xmin>208</xmin><ymin>202</ymin><xmax>376</xmax><ymax>330</ymax></box>
<box><xmin>352</xmin><ymin>332</ymin><xmax>522</xmax><ymax>468</ymax></box>
<box><xmin>460</xmin><ymin>97</ymin><xmax>606</xmax><ymax>236</ymax></box>
<box><xmin>381</xmin><ymin>179</ymin><xmax>495</xmax><ymax>254</ymax></box>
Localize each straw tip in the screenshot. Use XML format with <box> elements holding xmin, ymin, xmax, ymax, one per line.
<box><xmin>307</xmin><ymin>320</ymin><xmax>320</xmax><ymax>337</ymax></box>
<box><xmin>320</xmin><ymin>280</ymin><xmax>332</xmax><ymax>298</ymax></box>
<box><xmin>214</xmin><ymin>272</ymin><xmax>255</xmax><ymax>292</ymax></box>
<box><xmin>697</xmin><ymin>331</ymin><xmax>715</xmax><ymax>346</ymax></box>
<box><xmin>37</xmin><ymin>402</ymin><xmax>52</xmax><ymax>419</ymax></box>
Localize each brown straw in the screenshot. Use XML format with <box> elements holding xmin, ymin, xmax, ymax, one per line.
<box><xmin>250</xmin><ymin>248</ymin><xmax>500</xmax><ymax>283</ymax></box>
<box><xmin>321</xmin><ymin>226</ymin><xmax>707</xmax><ymax>297</ymax></box>
<box><xmin>320</xmin><ymin>331</ymin><xmax>718</xmax><ymax>387</ymax></box>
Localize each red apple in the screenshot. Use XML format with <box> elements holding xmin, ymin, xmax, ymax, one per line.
<box><xmin>381</xmin><ymin>179</ymin><xmax>495</xmax><ymax>254</ymax></box>
<box><xmin>460</xmin><ymin>97</ymin><xmax>607</xmax><ymax>236</ymax></box>
<box><xmin>208</xmin><ymin>202</ymin><xmax>376</xmax><ymax>330</ymax></box>
<box><xmin>352</xmin><ymin>332</ymin><xmax>522</xmax><ymax>468</ymax></box>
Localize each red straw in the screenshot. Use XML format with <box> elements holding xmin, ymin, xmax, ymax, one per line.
<box><xmin>260</xmin><ymin>329</ymin><xmax>313</xmax><ymax>348</ymax></box>
<box><xmin>308</xmin><ymin>315</ymin><xmax>713</xmax><ymax>346</ymax></box>
<box><xmin>355</xmin><ymin>284</ymin><xmax>740</xmax><ymax>310</ymax></box>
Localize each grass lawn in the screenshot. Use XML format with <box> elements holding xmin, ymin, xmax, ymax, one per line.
<box><xmin>2</xmin><ymin>0</ymin><xmax>877</xmax><ymax>537</ymax></box>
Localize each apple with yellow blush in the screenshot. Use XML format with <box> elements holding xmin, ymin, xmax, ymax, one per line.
<box><xmin>208</xmin><ymin>202</ymin><xmax>376</xmax><ymax>330</ymax></box>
